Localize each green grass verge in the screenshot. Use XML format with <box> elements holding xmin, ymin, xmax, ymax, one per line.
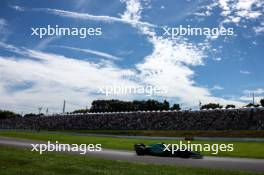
<box><xmin>0</xmin><ymin>146</ymin><xmax>262</xmax><ymax>175</ymax></box>
<box><xmin>53</xmin><ymin>130</ymin><xmax>264</xmax><ymax>138</ymax></box>
<box><xmin>0</xmin><ymin>131</ymin><xmax>264</xmax><ymax>159</ymax></box>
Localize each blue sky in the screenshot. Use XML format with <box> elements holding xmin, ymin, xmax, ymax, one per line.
<box><xmin>0</xmin><ymin>0</ymin><xmax>264</xmax><ymax>113</ymax></box>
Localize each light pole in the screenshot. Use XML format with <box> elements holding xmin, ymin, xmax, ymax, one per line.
<box><xmin>252</xmin><ymin>93</ymin><xmax>255</xmax><ymax>105</ymax></box>
<box><xmin>62</xmin><ymin>100</ymin><xmax>66</xmax><ymax>114</ymax></box>
<box><xmin>38</xmin><ymin>107</ymin><xmax>42</xmax><ymax>115</ymax></box>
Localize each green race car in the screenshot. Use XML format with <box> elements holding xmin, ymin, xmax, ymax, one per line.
<box><xmin>134</xmin><ymin>143</ymin><xmax>203</xmax><ymax>159</ymax></box>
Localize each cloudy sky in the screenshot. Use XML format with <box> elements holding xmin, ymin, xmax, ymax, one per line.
<box><xmin>0</xmin><ymin>0</ymin><xmax>264</xmax><ymax>113</ymax></box>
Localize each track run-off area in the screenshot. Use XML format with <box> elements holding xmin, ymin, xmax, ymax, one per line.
<box><xmin>0</xmin><ymin>136</ymin><xmax>264</xmax><ymax>173</ymax></box>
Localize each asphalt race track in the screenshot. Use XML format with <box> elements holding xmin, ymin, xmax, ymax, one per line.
<box><xmin>0</xmin><ymin>136</ymin><xmax>264</xmax><ymax>173</ymax></box>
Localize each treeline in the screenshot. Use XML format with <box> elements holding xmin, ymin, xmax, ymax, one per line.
<box><xmin>0</xmin><ymin>110</ymin><xmax>20</xmax><ymax>119</ymax></box>
<box><xmin>200</xmin><ymin>99</ymin><xmax>264</xmax><ymax>110</ymax></box>
<box><xmin>73</xmin><ymin>98</ymin><xmax>264</xmax><ymax>113</ymax></box>
<box><xmin>89</xmin><ymin>99</ymin><xmax>181</xmax><ymax>112</ymax></box>
<box><xmin>0</xmin><ymin>110</ymin><xmax>43</xmax><ymax>119</ymax></box>
<box><xmin>73</xmin><ymin>99</ymin><xmax>180</xmax><ymax>113</ymax></box>
<box><xmin>1</xmin><ymin>98</ymin><xmax>264</xmax><ymax>117</ymax></box>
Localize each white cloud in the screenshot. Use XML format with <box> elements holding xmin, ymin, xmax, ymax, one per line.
<box><xmin>218</xmin><ymin>0</ymin><xmax>263</xmax><ymax>22</ymax></box>
<box><xmin>120</xmin><ymin>0</ymin><xmax>143</xmax><ymax>22</ymax></box>
<box><xmin>253</xmin><ymin>22</ymin><xmax>264</xmax><ymax>34</ymax></box>
<box><xmin>0</xmin><ymin>1</ymin><xmax>247</xmax><ymax>113</ymax></box>
<box><xmin>191</xmin><ymin>1</ymin><xmax>218</xmax><ymax>19</ymax></box>
<box><xmin>9</xmin><ymin>5</ymin><xmax>25</xmax><ymax>12</ymax></box>
<box><xmin>239</xmin><ymin>95</ymin><xmax>263</xmax><ymax>104</ymax></box>
<box><xmin>0</xmin><ymin>18</ymin><xmax>9</xmax><ymax>41</ymax></box>
<box><xmin>35</xmin><ymin>36</ymin><xmax>61</xmax><ymax>50</ymax></box>
<box><xmin>193</xmin><ymin>0</ymin><xmax>264</xmax><ymax>33</ymax></box>
<box><xmin>240</xmin><ymin>70</ymin><xmax>251</xmax><ymax>74</ymax></box>
<box><xmin>0</xmin><ymin>18</ymin><xmax>7</xmax><ymax>27</ymax></box>
<box><xmin>211</xmin><ymin>85</ymin><xmax>224</xmax><ymax>90</ymax></box>
<box><xmin>243</xmin><ymin>88</ymin><xmax>264</xmax><ymax>95</ymax></box>
<box><xmin>52</xmin><ymin>45</ymin><xmax>121</xmax><ymax>61</ymax></box>
<box><xmin>0</xmin><ymin>19</ymin><xmax>7</xmax><ymax>34</ymax></box>
<box><xmin>231</xmin><ymin>16</ymin><xmax>241</xmax><ymax>23</ymax></box>
<box><xmin>35</xmin><ymin>8</ymin><xmax>156</xmax><ymax>28</ymax></box>
<box><xmin>219</xmin><ymin>0</ymin><xmax>230</xmax><ymax>11</ymax></box>
<box><xmin>74</xmin><ymin>0</ymin><xmax>91</xmax><ymax>11</ymax></box>
<box><xmin>212</xmin><ymin>57</ymin><xmax>222</xmax><ymax>61</ymax></box>
<box><xmin>193</xmin><ymin>11</ymin><xmax>212</xmax><ymax>17</ymax></box>
<box><xmin>254</xmin><ymin>26</ymin><xmax>264</xmax><ymax>34</ymax></box>
<box><xmin>241</xmin><ymin>89</ymin><xmax>264</xmax><ymax>104</ymax></box>
<box><xmin>0</xmin><ymin>42</ymin><xmax>138</xmax><ymax>113</ymax></box>
<box><xmin>120</xmin><ymin>0</ymin><xmax>243</xmax><ymax>107</ymax></box>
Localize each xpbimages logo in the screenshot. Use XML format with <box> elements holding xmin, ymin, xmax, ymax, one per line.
<box><xmin>163</xmin><ymin>25</ymin><xmax>234</xmax><ymax>39</ymax></box>
<box><xmin>97</xmin><ymin>85</ymin><xmax>168</xmax><ymax>96</ymax></box>
<box><xmin>163</xmin><ymin>141</ymin><xmax>234</xmax><ymax>155</ymax></box>
<box><xmin>31</xmin><ymin>141</ymin><xmax>102</xmax><ymax>154</ymax></box>
<box><xmin>31</xmin><ymin>25</ymin><xmax>102</xmax><ymax>38</ymax></box>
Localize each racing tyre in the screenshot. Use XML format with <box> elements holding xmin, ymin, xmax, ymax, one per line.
<box><xmin>134</xmin><ymin>143</ymin><xmax>146</xmax><ymax>156</ymax></box>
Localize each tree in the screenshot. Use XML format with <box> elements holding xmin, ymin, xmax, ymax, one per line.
<box><xmin>72</xmin><ymin>109</ymin><xmax>89</xmax><ymax>114</ymax></box>
<box><xmin>89</xmin><ymin>99</ymin><xmax>171</xmax><ymax>112</ymax></box>
<box><xmin>0</xmin><ymin>110</ymin><xmax>20</xmax><ymax>119</ymax></box>
<box><xmin>145</xmin><ymin>100</ymin><xmax>160</xmax><ymax>111</ymax></box>
<box><xmin>260</xmin><ymin>99</ymin><xmax>264</xmax><ymax>107</ymax></box>
<box><xmin>244</xmin><ymin>103</ymin><xmax>260</xmax><ymax>108</ymax></box>
<box><xmin>225</xmin><ymin>104</ymin><xmax>235</xmax><ymax>109</ymax></box>
<box><xmin>200</xmin><ymin>103</ymin><xmax>223</xmax><ymax>110</ymax></box>
<box><xmin>163</xmin><ymin>100</ymin><xmax>170</xmax><ymax>110</ymax></box>
<box><xmin>24</xmin><ymin>113</ymin><xmax>43</xmax><ymax>117</ymax></box>
<box><xmin>171</xmin><ymin>104</ymin><xmax>181</xmax><ymax>111</ymax></box>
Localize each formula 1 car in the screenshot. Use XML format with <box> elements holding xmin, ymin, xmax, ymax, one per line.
<box><xmin>134</xmin><ymin>143</ymin><xmax>203</xmax><ymax>159</ymax></box>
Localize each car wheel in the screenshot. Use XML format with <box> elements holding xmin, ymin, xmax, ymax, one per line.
<box><xmin>134</xmin><ymin>143</ymin><xmax>145</xmax><ymax>156</ymax></box>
